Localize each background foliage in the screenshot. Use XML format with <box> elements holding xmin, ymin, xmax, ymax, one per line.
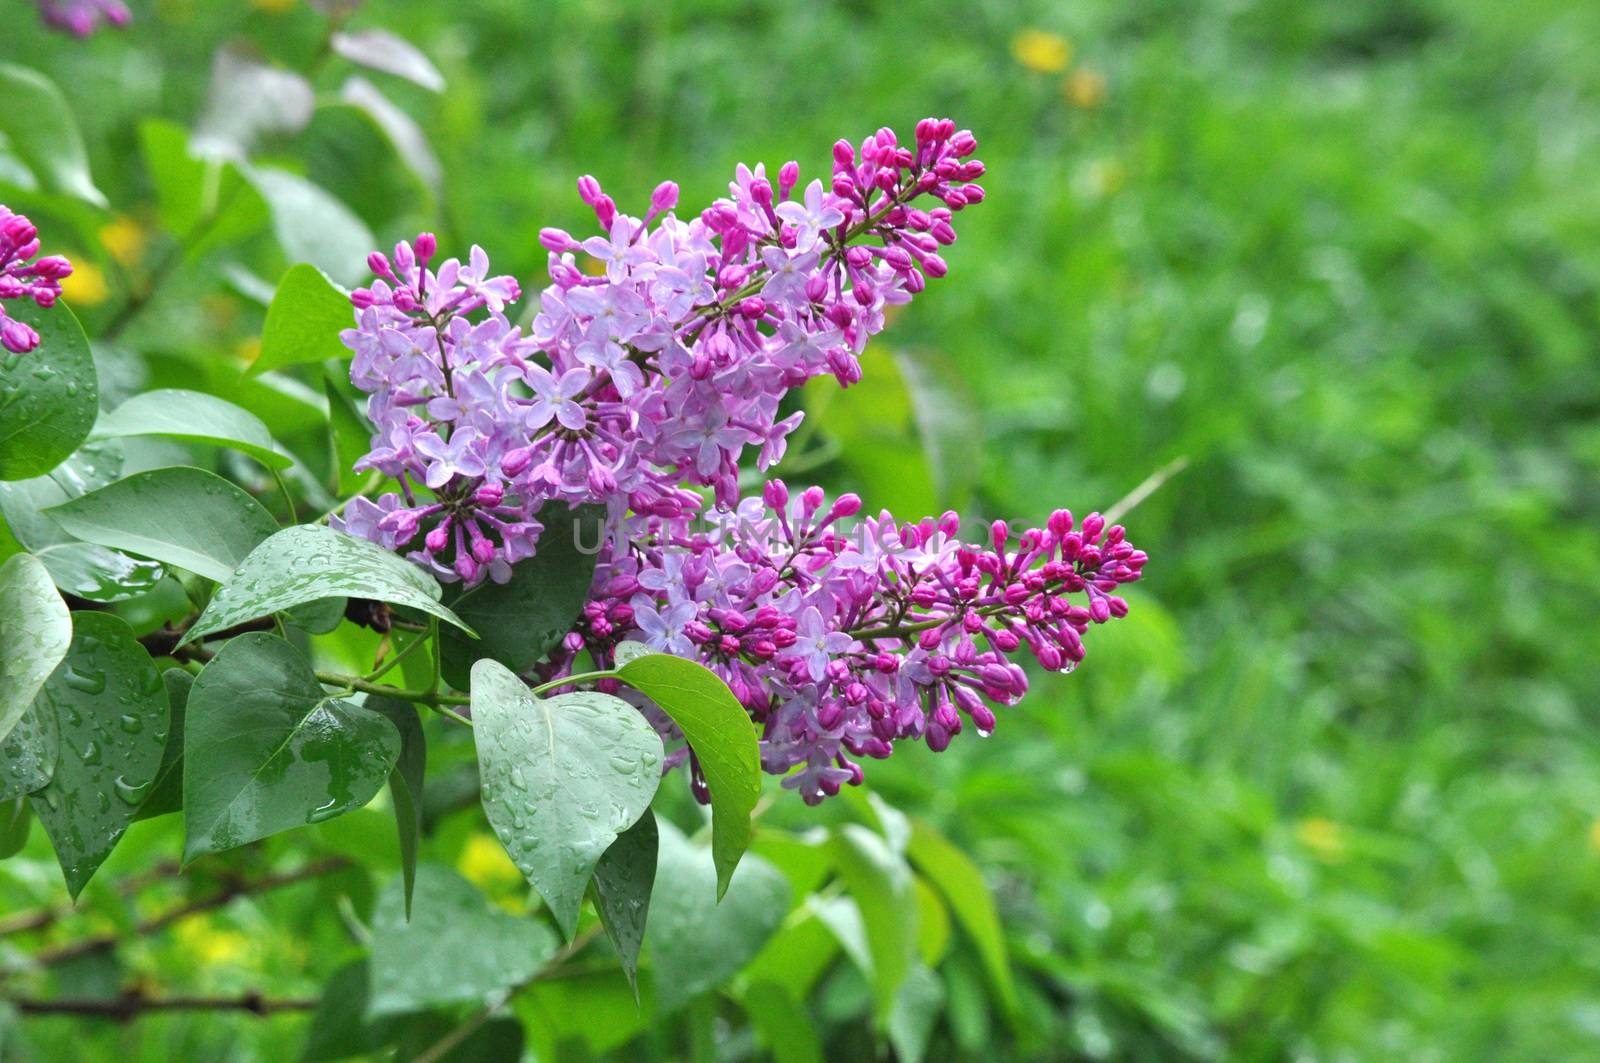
<box><xmin>3</xmin><ymin>0</ymin><xmax>1600</xmax><ymax>1059</ymax></box>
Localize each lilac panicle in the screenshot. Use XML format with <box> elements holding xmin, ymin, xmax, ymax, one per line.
<box><xmin>0</xmin><ymin>206</ymin><xmax>73</xmax><ymax>355</ymax></box>
<box><xmin>37</xmin><ymin>0</ymin><xmax>131</xmax><ymax>35</ymax></box>
<box><xmin>334</xmin><ymin>120</ymin><xmax>1149</xmax><ymax>805</ymax></box>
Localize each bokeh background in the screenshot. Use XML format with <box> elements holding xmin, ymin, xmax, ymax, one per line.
<box><xmin>4</xmin><ymin>0</ymin><xmax>1600</xmax><ymax>1059</ymax></box>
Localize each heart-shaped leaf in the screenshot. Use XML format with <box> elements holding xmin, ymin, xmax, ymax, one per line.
<box><xmin>249</xmin><ymin>264</ymin><xmax>354</xmax><ymax>378</ymax></box>
<box><xmin>0</xmin><ymin>553</ymin><xmax>70</xmax><ymax>744</ymax></box>
<box><xmin>439</xmin><ymin>504</ymin><xmax>606</xmax><ymax>689</ymax></box>
<box><xmin>182</xmin><ymin>524</ymin><xmax>471</xmax><ymax>645</ymax></box>
<box><xmin>647</xmin><ymin>820</ymin><xmax>790</xmax><ymax>1013</ymax></box>
<box><xmin>591</xmin><ymin>809</ymin><xmax>658</xmax><ymax>995</ymax></box>
<box><xmin>183</xmin><ymin>633</ymin><xmax>401</xmax><ymax>862</ymax></box>
<box><xmin>93</xmin><ymin>389</ymin><xmax>290</xmax><ymax>470</ymax></box>
<box><xmin>470</xmin><ymin>659</ymin><xmax>662</xmax><ymax>939</ymax></box>
<box><xmin>0</xmin><ymin>300</ymin><xmax>98</xmax><ymax>482</ymax></box>
<box><xmin>46</xmin><ymin>466</ymin><xmax>279</xmax><ymax>583</ymax></box>
<box><xmin>367</xmin><ymin>864</ymin><xmax>558</xmax><ymax>1017</ymax></box>
<box><xmin>29</xmin><ymin>613</ymin><xmax>170</xmax><ymax>897</ymax></box>
<box><xmin>616</xmin><ymin>648</ymin><xmax>761</xmax><ymax>898</ymax></box>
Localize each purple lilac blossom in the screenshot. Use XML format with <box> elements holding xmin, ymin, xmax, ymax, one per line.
<box><xmin>558</xmin><ymin>485</ymin><xmax>1147</xmax><ymax>804</ymax></box>
<box><xmin>37</xmin><ymin>0</ymin><xmax>131</xmax><ymax>35</ymax></box>
<box><xmin>336</xmin><ymin>118</ymin><xmax>986</xmax><ymax>586</ymax></box>
<box><xmin>0</xmin><ymin>206</ymin><xmax>73</xmax><ymax>355</ymax></box>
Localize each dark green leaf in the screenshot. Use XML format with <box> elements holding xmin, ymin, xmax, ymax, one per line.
<box><xmin>591</xmin><ymin>808</ymin><xmax>657</xmax><ymax>994</ymax></box>
<box><xmin>0</xmin><ymin>300</ymin><xmax>98</xmax><ymax>481</ymax></box>
<box><xmin>135</xmin><ymin>669</ymin><xmax>190</xmax><ymax>820</ymax></box>
<box><xmin>647</xmin><ymin>819</ymin><xmax>790</xmax><ymax>1014</ymax></box>
<box><xmin>182</xmin><ymin>524</ymin><xmax>471</xmax><ymax>645</ymax></box>
<box><xmin>617</xmin><ymin>649</ymin><xmax>761</xmax><ymax>899</ymax></box>
<box><xmin>339</xmin><ymin>77</ymin><xmax>443</xmax><ymax>202</ymax></box>
<box><xmin>93</xmin><ymin>389</ymin><xmax>290</xmax><ymax>470</ymax></box>
<box><xmin>469</xmin><ymin>659</ymin><xmax>662</xmax><ymax>938</ymax></box>
<box><xmin>831</xmin><ymin>824</ymin><xmax>918</xmax><ymax>1023</ymax></box>
<box><xmin>324</xmin><ymin>377</ymin><xmax>372</xmax><ymax>498</ymax></box>
<box><xmin>182</xmin><ymin>633</ymin><xmax>401</xmax><ymax>861</ymax></box>
<box><xmin>907</xmin><ymin>816</ymin><xmax>1017</xmax><ymax>1016</ymax></box>
<box><xmin>0</xmin><ymin>553</ymin><xmax>71</xmax><ymax>743</ymax></box>
<box><xmin>0</xmin><ymin>702</ymin><xmax>57</xmax><ymax>803</ymax></box>
<box><xmin>0</xmin><ymin>797</ymin><xmax>30</xmax><ymax>860</ymax></box>
<box><xmin>45</xmin><ymin>466</ymin><xmax>278</xmax><ymax>583</ymax></box>
<box><xmin>367</xmin><ymin>864</ymin><xmax>558</xmax><ymax>1017</ymax></box>
<box><xmin>250</xmin><ymin>265</ymin><xmax>355</xmax><ymax>378</ymax></box>
<box><xmin>439</xmin><ymin>504</ymin><xmax>606</xmax><ymax>689</ymax></box>
<box><xmin>0</xmin><ymin>63</ymin><xmax>106</xmax><ymax>206</ymax></box>
<box><xmin>301</xmin><ymin>959</ymin><xmax>387</xmax><ymax>1062</ymax></box>
<box><xmin>30</xmin><ymin>613</ymin><xmax>170</xmax><ymax>898</ymax></box>
<box><xmin>367</xmin><ymin>696</ymin><xmax>425</xmax><ymax>919</ymax></box>
<box><xmin>742</xmin><ymin>980</ymin><xmax>824</xmax><ymax>1063</ymax></box>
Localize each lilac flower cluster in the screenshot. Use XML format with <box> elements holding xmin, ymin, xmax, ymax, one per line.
<box><xmin>0</xmin><ymin>206</ymin><xmax>73</xmax><ymax>355</ymax></box>
<box><xmin>336</xmin><ymin>119</ymin><xmax>985</xmax><ymax>585</ymax></box>
<box><xmin>561</xmin><ymin>486</ymin><xmax>1145</xmax><ymax>803</ymax></box>
<box><xmin>37</xmin><ymin>0</ymin><xmax>130</xmax><ymax>35</ymax></box>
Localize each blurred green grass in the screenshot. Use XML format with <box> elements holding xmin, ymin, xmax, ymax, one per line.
<box><xmin>5</xmin><ymin>0</ymin><xmax>1600</xmax><ymax>1057</ymax></box>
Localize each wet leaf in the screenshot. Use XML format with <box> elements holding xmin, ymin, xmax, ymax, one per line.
<box><xmin>135</xmin><ymin>669</ymin><xmax>190</xmax><ymax>820</ymax></box>
<box><xmin>249</xmin><ymin>265</ymin><xmax>354</xmax><ymax>378</ymax></box>
<box><xmin>46</xmin><ymin>466</ymin><xmax>279</xmax><ymax>583</ymax></box>
<box><xmin>469</xmin><ymin>659</ymin><xmax>662</xmax><ymax>939</ymax></box>
<box><xmin>367</xmin><ymin>864</ymin><xmax>558</xmax><ymax>1017</ymax></box>
<box><xmin>591</xmin><ymin>808</ymin><xmax>658</xmax><ymax>994</ymax></box>
<box><xmin>647</xmin><ymin>820</ymin><xmax>790</xmax><ymax>1014</ymax></box>
<box><xmin>182</xmin><ymin>524</ymin><xmax>471</xmax><ymax>645</ymax></box>
<box><xmin>93</xmin><ymin>389</ymin><xmax>291</xmax><ymax>470</ymax></box>
<box><xmin>367</xmin><ymin>696</ymin><xmax>425</xmax><ymax>918</ymax></box>
<box><xmin>0</xmin><ymin>301</ymin><xmax>98</xmax><ymax>482</ymax></box>
<box><xmin>0</xmin><ymin>63</ymin><xmax>106</xmax><ymax>206</ymax></box>
<box><xmin>0</xmin><ymin>553</ymin><xmax>71</xmax><ymax>743</ymax></box>
<box><xmin>182</xmin><ymin>633</ymin><xmax>400</xmax><ymax>862</ymax></box>
<box><xmin>29</xmin><ymin>613</ymin><xmax>170</xmax><ymax>898</ymax></box>
<box><xmin>617</xmin><ymin>649</ymin><xmax>761</xmax><ymax>898</ymax></box>
<box><xmin>0</xmin><ymin>797</ymin><xmax>30</xmax><ymax>859</ymax></box>
<box><xmin>439</xmin><ymin>503</ymin><xmax>606</xmax><ymax>689</ymax></box>
<box><xmin>0</xmin><ymin>701</ymin><xmax>57</xmax><ymax>803</ymax></box>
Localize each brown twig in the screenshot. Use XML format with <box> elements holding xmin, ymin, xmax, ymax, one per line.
<box><xmin>12</xmin><ymin>857</ymin><xmax>350</xmax><ymax>969</ymax></box>
<box><xmin>5</xmin><ymin>989</ymin><xmax>317</xmax><ymax>1021</ymax></box>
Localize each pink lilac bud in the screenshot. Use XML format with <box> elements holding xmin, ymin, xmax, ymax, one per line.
<box><xmin>0</xmin><ymin>205</ymin><xmax>73</xmax><ymax>354</ymax></box>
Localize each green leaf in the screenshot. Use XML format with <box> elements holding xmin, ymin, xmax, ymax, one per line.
<box><xmin>0</xmin><ymin>798</ymin><xmax>30</xmax><ymax>860</ymax></box>
<box><xmin>324</xmin><ymin>377</ymin><xmax>372</xmax><ymax>498</ymax></box>
<box><xmin>182</xmin><ymin>524</ymin><xmax>471</xmax><ymax>645</ymax></box>
<box><xmin>182</xmin><ymin>633</ymin><xmax>401</xmax><ymax>862</ymax></box>
<box><xmin>0</xmin><ymin>701</ymin><xmax>57</xmax><ymax>803</ymax></box>
<box><xmin>739</xmin><ymin>902</ymin><xmax>841</xmax><ymax>1001</ymax></box>
<box><xmin>741</xmin><ymin>980</ymin><xmax>824</xmax><ymax>1063</ymax></box>
<box><xmin>367</xmin><ymin>864</ymin><xmax>558</xmax><ymax>1017</ymax></box>
<box><xmin>331</xmin><ymin>30</ymin><xmax>446</xmax><ymax>92</ymax></box>
<box><xmin>302</xmin><ymin>959</ymin><xmax>387</xmax><ymax>1062</ymax></box>
<box><xmin>339</xmin><ymin>77</ymin><xmax>442</xmax><ymax>202</ymax></box>
<box><xmin>906</xmin><ymin>816</ymin><xmax>1018</xmax><ymax>1016</ymax></box>
<box><xmin>831</xmin><ymin>824</ymin><xmax>918</xmax><ymax>1024</ymax></box>
<box><xmin>591</xmin><ymin>808</ymin><xmax>658</xmax><ymax>995</ymax></box>
<box><xmin>29</xmin><ymin>613</ymin><xmax>170</xmax><ymax>898</ymax></box>
<box><xmin>886</xmin><ymin>964</ymin><xmax>946</xmax><ymax>1063</ymax></box>
<box><xmin>191</xmin><ymin>47</ymin><xmax>314</xmax><ymax>162</ymax></box>
<box><xmin>45</xmin><ymin>467</ymin><xmax>278</xmax><ymax>583</ymax></box>
<box><xmin>367</xmin><ymin>696</ymin><xmax>425</xmax><ymax>919</ymax></box>
<box><xmin>616</xmin><ymin>649</ymin><xmax>761</xmax><ymax>898</ymax></box>
<box><xmin>245</xmin><ymin>167</ymin><xmax>376</xmax><ymax>288</ymax></box>
<box><xmin>914</xmin><ymin>875</ymin><xmax>952</xmax><ymax>966</ymax></box>
<box><xmin>648</xmin><ymin>820</ymin><xmax>790</xmax><ymax>1014</ymax></box>
<box><xmin>439</xmin><ymin>504</ymin><xmax>606</xmax><ymax>690</ymax></box>
<box><xmin>92</xmin><ymin>389</ymin><xmax>291</xmax><ymax>470</ymax></box>
<box><xmin>135</xmin><ymin>670</ymin><xmax>190</xmax><ymax>820</ymax></box>
<box><xmin>470</xmin><ymin>659</ymin><xmax>662</xmax><ymax>938</ymax></box>
<box><xmin>250</xmin><ymin>265</ymin><xmax>354</xmax><ymax>378</ymax></box>
<box><xmin>0</xmin><ymin>554</ymin><xmax>71</xmax><ymax>743</ymax></box>
<box><xmin>138</xmin><ymin>120</ymin><xmax>269</xmax><ymax>256</ymax></box>
<box><xmin>0</xmin><ymin>300</ymin><xmax>98</xmax><ymax>481</ymax></box>
<box><xmin>0</xmin><ymin>64</ymin><xmax>106</xmax><ymax>207</ymax></box>
<box><xmin>0</xmin><ymin>440</ymin><xmax>165</xmax><ymax>602</ymax></box>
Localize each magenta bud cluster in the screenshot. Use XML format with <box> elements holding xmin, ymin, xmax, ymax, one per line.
<box><xmin>0</xmin><ymin>205</ymin><xmax>73</xmax><ymax>355</ymax></box>
<box><xmin>37</xmin><ymin>0</ymin><xmax>131</xmax><ymax>35</ymax></box>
